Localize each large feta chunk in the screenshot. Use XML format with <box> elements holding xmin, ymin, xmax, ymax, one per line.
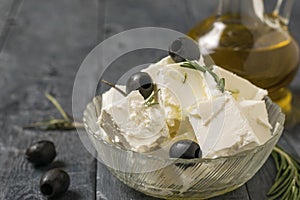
<box><xmin>144</xmin><ymin>63</ymin><xmax>207</xmax><ymax>107</ymax></box>
<box><xmin>99</xmin><ymin>90</ymin><xmax>170</xmax><ymax>152</ymax></box>
<box><xmin>143</xmin><ymin>58</ymin><xmax>222</xmax><ymax>132</ymax></box>
<box><xmin>188</xmin><ymin>93</ymin><xmax>262</xmax><ymax>158</ymax></box>
<box><xmin>239</xmin><ymin>100</ymin><xmax>272</xmax><ymax>144</ymax></box>
<box><xmin>213</xmin><ymin>66</ymin><xmax>268</xmax><ymax>101</ymax></box>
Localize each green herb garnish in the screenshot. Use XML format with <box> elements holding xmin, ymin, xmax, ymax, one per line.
<box><xmin>180</xmin><ymin>60</ymin><xmax>225</xmax><ymax>92</ymax></box>
<box><xmin>183</xmin><ymin>72</ymin><xmax>187</xmax><ymax>83</ymax></box>
<box><xmin>144</xmin><ymin>88</ymin><xmax>161</xmax><ymax>107</ymax></box>
<box><xmin>23</xmin><ymin>93</ymin><xmax>83</xmax><ymax>130</ymax></box>
<box><xmin>24</xmin><ymin>119</ymin><xmax>83</xmax><ymax>130</ymax></box>
<box><xmin>101</xmin><ymin>79</ymin><xmax>127</xmax><ymax>97</ymax></box>
<box><xmin>268</xmin><ymin>146</ymin><xmax>300</xmax><ymax>200</ymax></box>
<box><xmin>45</xmin><ymin>92</ymin><xmax>70</xmax><ymax>121</ymax></box>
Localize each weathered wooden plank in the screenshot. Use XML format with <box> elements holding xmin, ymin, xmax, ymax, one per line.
<box><xmin>97</xmin><ymin>0</ymin><xmax>300</xmax><ymax>199</ymax></box>
<box><xmin>0</xmin><ymin>0</ymin><xmax>21</xmax><ymax>51</ymax></box>
<box><xmin>243</xmin><ymin>101</ymin><xmax>300</xmax><ymax>194</ymax></box>
<box><xmin>281</xmin><ymin>128</ymin><xmax>300</xmax><ymax>158</ymax></box>
<box><xmin>183</xmin><ymin>1</ymin><xmax>300</xmax><ymax>199</ymax></box>
<box><xmin>103</xmin><ymin>0</ymin><xmax>191</xmax><ymax>36</ymax></box>
<box><xmin>0</xmin><ymin>0</ymin><xmax>14</xmax><ymax>32</ymax></box>
<box><xmin>97</xmin><ymin>161</ymin><xmax>251</xmax><ymax>200</ymax></box>
<box><xmin>97</xmin><ymin>1</ymin><xmax>186</xmax><ymax>199</ymax></box>
<box><xmin>186</xmin><ymin>3</ymin><xmax>251</xmax><ymax>200</ymax></box>
<box><xmin>245</xmin><ymin>152</ymin><xmax>277</xmax><ymax>200</ymax></box>
<box><xmin>246</xmin><ymin>58</ymin><xmax>300</xmax><ymax>199</ymax></box>
<box><xmin>245</xmin><ymin>130</ymin><xmax>300</xmax><ymax>200</ymax></box>
<box><xmin>289</xmin><ymin>1</ymin><xmax>300</xmax><ymax>43</ymax></box>
<box><xmin>96</xmin><ymin>1</ymin><xmax>251</xmax><ymax>199</ymax></box>
<box><xmin>0</xmin><ymin>0</ymin><xmax>100</xmax><ymax>199</ymax></box>
<box><xmin>96</xmin><ymin>162</ymin><xmax>159</xmax><ymax>200</ymax></box>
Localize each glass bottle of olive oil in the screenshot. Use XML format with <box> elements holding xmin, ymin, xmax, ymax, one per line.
<box><xmin>188</xmin><ymin>0</ymin><xmax>299</xmax><ymax>112</ymax></box>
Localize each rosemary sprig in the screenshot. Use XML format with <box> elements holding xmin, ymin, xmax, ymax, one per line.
<box><xmin>183</xmin><ymin>72</ymin><xmax>187</xmax><ymax>83</ymax></box>
<box><xmin>45</xmin><ymin>92</ymin><xmax>70</xmax><ymax>121</ymax></box>
<box><xmin>24</xmin><ymin>93</ymin><xmax>83</xmax><ymax>130</ymax></box>
<box><xmin>180</xmin><ymin>60</ymin><xmax>225</xmax><ymax>92</ymax></box>
<box><xmin>144</xmin><ymin>88</ymin><xmax>161</xmax><ymax>107</ymax></box>
<box><xmin>23</xmin><ymin>119</ymin><xmax>84</xmax><ymax>130</ymax></box>
<box><xmin>268</xmin><ymin>146</ymin><xmax>300</xmax><ymax>200</ymax></box>
<box><xmin>101</xmin><ymin>79</ymin><xmax>127</xmax><ymax>97</ymax></box>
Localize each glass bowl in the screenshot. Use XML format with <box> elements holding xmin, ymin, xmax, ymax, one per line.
<box><xmin>83</xmin><ymin>96</ymin><xmax>285</xmax><ymax>199</ymax></box>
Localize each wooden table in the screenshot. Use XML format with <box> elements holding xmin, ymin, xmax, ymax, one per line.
<box><xmin>0</xmin><ymin>0</ymin><xmax>300</xmax><ymax>199</ymax></box>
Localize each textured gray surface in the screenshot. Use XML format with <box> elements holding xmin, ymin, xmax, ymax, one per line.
<box><xmin>0</xmin><ymin>0</ymin><xmax>98</xmax><ymax>199</ymax></box>
<box><xmin>0</xmin><ymin>0</ymin><xmax>299</xmax><ymax>200</ymax></box>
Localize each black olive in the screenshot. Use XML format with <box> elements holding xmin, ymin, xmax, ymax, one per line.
<box><xmin>40</xmin><ymin>168</ymin><xmax>70</xmax><ymax>197</ymax></box>
<box><xmin>169</xmin><ymin>140</ymin><xmax>202</xmax><ymax>159</ymax></box>
<box><xmin>126</xmin><ymin>72</ymin><xmax>154</xmax><ymax>99</ymax></box>
<box><xmin>169</xmin><ymin>37</ymin><xmax>200</xmax><ymax>63</ymax></box>
<box><xmin>25</xmin><ymin>140</ymin><xmax>56</xmax><ymax>166</ymax></box>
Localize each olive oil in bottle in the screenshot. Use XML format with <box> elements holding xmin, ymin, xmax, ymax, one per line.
<box><xmin>189</xmin><ymin>12</ymin><xmax>299</xmax><ymax>112</ymax></box>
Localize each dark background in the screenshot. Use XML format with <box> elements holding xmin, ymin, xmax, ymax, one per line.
<box><xmin>0</xmin><ymin>0</ymin><xmax>299</xmax><ymax>199</ymax></box>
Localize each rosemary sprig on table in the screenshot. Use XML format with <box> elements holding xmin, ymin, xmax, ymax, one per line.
<box><xmin>23</xmin><ymin>93</ymin><xmax>84</xmax><ymax>130</ymax></box>
<box><xmin>180</xmin><ymin>60</ymin><xmax>225</xmax><ymax>92</ymax></box>
<box><xmin>268</xmin><ymin>146</ymin><xmax>300</xmax><ymax>200</ymax></box>
<box><xmin>45</xmin><ymin>92</ymin><xmax>70</xmax><ymax>121</ymax></box>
